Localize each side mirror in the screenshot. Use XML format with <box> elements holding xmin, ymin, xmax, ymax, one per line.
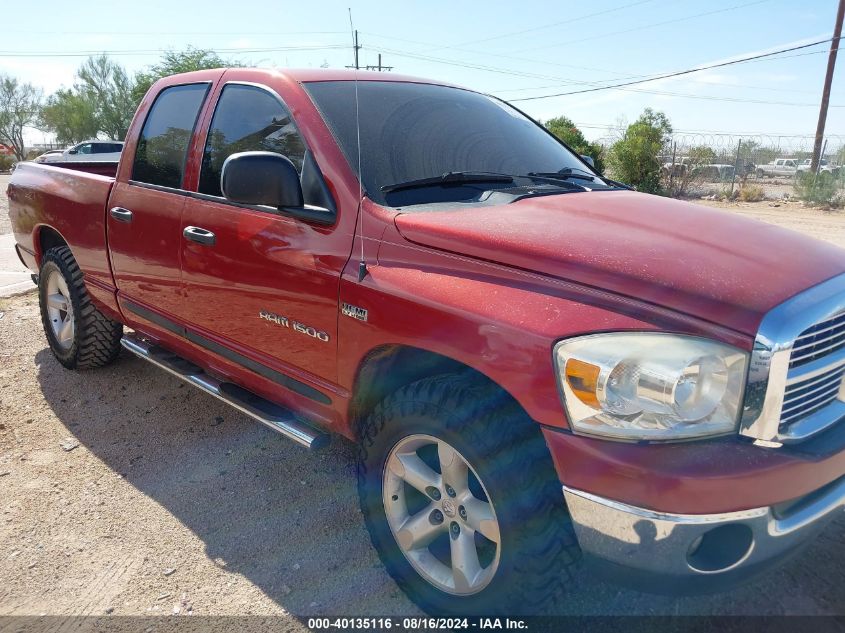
<box><xmin>221</xmin><ymin>151</ymin><xmax>303</xmax><ymax>208</ymax></box>
<box><xmin>67</xmin><ymin>149</ymin><xmax>78</xmax><ymax>155</ymax></box>
<box><xmin>580</xmin><ymin>155</ymin><xmax>595</xmax><ymax>168</ymax></box>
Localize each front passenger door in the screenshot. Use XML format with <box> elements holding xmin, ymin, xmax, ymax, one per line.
<box><xmin>179</xmin><ymin>82</ymin><xmax>345</xmax><ymax>388</ymax></box>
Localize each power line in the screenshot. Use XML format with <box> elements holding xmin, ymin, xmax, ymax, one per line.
<box><xmin>510</xmin><ymin>0</ymin><xmax>772</xmax><ymax>54</ymax></box>
<box><xmin>364</xmin><ymin>30</ymin><xmax>834</xmax><ymax>97</ymax></box>
<box><xmin>1</xmin><ymin>30</ymin><xmax>347</xmax><ymax>36</ymax></box>
<box><xmin>0</xmin><ymin>44</ymin><xmax>349</xmax><ymax>58</ymax></box>
<box><xmin>510</xmin><ymin>38</ymin><xmax>834</xmax><ymax>101</ymax></box>
<box><xmin>436</xmin><ymin>0</ymin><xmax>658</xmax><ymax>50</ymax></box>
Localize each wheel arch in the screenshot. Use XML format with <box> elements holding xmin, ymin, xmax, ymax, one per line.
<box><xmin>35</xmin><ymin>225</ymin><xmax>70</xmax><ymax>266</ymax></box>
<box><xmin>347</xmin><ymin>344</ymin><xmax>521</xmax><ymax>440</ymax></box>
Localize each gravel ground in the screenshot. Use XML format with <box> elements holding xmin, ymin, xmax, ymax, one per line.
<box><xmin>0</xmin><ymin>181</ymin><xmax>844</xmax><ymax>621</ymax></box>
<box><xmin>1</xmin><ymin>175</ymin><xmax>11</xmax><ymax>236</ymax></box>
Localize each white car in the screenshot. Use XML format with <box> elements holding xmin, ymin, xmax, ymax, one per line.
<box><xmin>40</xmin><ymin>140</ymin><xmax>124</xmax><ymax>163</ymax></box>
<box><xmin>796</xmin><ymin>158</ymin><xmax>840</xmax><ymax>177</ymax></box>
<box><xmin>33</xmin><ymin>150</ymin><xmax>65</xmax><ymax>163</ymax></box>
<box><xmin>756</xmin><ymin>158</ymin><xmax>798</xmax><ymax>178</ymax></box>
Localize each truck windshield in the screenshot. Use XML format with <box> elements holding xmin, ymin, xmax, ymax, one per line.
<box><xmin>304</xmin><ymin>80</ymin><xmax>605</xmax><ymax>206</ymax></box>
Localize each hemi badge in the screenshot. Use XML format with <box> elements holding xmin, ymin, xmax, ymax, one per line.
<box><xmin>341</xmin><ymin>303</ymin><xmax>368</xmax><ymax>322</ymax></box>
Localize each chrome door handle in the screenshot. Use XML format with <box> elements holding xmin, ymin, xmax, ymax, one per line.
<box><xmin>183</xmin><ymin>226</ymin><xmax>216</xmax><ymax>246</ymax></box>
<box><xmin>109</xmin><ymin>207</ymin><xmax>133</xmax><ymax>223</ymax></box>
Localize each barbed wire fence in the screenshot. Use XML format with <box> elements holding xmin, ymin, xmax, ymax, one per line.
<box><xmin>592</xmin><ymin>127</ymin><xmax>845</xmax><ymax>202</ymax></box>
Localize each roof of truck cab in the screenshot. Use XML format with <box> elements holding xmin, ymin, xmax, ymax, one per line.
<box><xmin>162</xmin><ymin>67</ymin><xmax>457</xmax><ymax>88</ymax></box>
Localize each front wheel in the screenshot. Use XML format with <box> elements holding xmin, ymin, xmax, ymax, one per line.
<box><xmin>357</xmin><ymin>374</ymin><xmax>580</xmax><ymax>615</ymax></box>
<box><xmin>38</xmin><ymin>246</ymin><xmax>123</xmax><ymax>369</ymax></box>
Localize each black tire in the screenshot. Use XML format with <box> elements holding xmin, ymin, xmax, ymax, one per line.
<box><xmin>357</xmin><ymin>373</ymin><xmax>580</xmax><ymax>615</ymax></box>
<box><xmin>38</xmin><ymin>246</ymin><xmax>123</xmax><ymax>370</ymax></box>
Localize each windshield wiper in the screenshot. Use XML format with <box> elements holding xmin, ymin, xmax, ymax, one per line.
<box><xmin>527</xmin><ymin>167</ymin><xmax>599</xmax><ymax>182</ymax></box>
<box><xmin>381</xmin><ymin>171</ymin><xmax>514</xmax><ymax>194</ymax></box>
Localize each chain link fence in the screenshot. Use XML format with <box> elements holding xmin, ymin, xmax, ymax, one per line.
<box><xmin>593</xmin><ymin>130</ymin><xmax>845</xmax><ymax>204</ymax></box>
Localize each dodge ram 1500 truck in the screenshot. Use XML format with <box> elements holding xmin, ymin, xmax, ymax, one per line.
<box><xmin>7</xmin><ymin>68</ymin><xmax>845</xmax><ymax>615</ymax></box>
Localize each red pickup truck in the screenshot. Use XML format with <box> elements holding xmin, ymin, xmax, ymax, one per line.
<box><xmin>7</xmin><ymin>68</ymin><xmax>845</xmax><ymax>615</ymax></box>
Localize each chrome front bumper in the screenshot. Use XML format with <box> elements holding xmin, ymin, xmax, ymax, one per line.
<box><xmin>563</xmin><ymin>475</ymin><xmax>845</xmax><ymax>589</ymax></box>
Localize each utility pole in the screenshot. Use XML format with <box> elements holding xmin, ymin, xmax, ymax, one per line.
<box><xmin>811</xmin><ymin>0</ymin><xmax>845</xmax><ymax>172</ymax></box>
<box><xmin>365</xmin><ymin>53</ymin><xmax>394</xmax><ymax>72</ymax></box>
<box><xmin>345</xmin><ymin>29</ymin><xmax>361</xmax><ymax>70</ymax></box>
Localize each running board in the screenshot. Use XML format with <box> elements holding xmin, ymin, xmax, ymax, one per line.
<box><xmin>120</xmin><ymin>334</ymin><xmax>330</xmax><ymax>450</ymax></box>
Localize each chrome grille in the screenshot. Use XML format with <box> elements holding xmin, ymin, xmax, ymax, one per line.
<box><xmin>740</xmin><ymin>273</ymin><xmax>845</xmax><ymax>446</ymax></box>
<box><xmin>790</xmin><ymin>311</ymin><xmax>845</xmax><ymax>367</ymax></box>
<box><xmin>780</xmin><ymin>365</ymin><xmax>845</xmax><ymax>427</ymax></box>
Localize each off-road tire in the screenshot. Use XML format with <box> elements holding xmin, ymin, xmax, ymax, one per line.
<box><xmin>357</xmin><ymin>373</ymin><xmax>580</xmax><ymax>615</ymax></box>
<box><xmin>38</xmin><ymin>246</ymin><xmax>123</xmax><ymax>370</ymax></box>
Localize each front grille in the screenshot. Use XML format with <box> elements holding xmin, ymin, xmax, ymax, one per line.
<box><xmin>780</xmin><ymin>365</ymin><xmax>845</xmax><ymax>427</ymax></box>
<box><xmin>790</xmin><ymin>311</ymin><xmax>845</xmax><ymax>367</ymax></box>
<box><xmin>780</xmin><ymin>310</ymin><xmax>845</xmax><ymax>435</ymax></box>
<box><xmin>741</xmin><ymin>274</ymin><xmax>845</xmax><ymax>445</ymax></box>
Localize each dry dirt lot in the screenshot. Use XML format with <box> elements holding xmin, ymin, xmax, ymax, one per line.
<box><xmin>0</xmin><ymin>181</ymin><xmax>843</xmax><ymax>623</ymax></box>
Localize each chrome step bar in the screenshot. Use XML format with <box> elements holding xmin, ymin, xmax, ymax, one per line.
<box><xmin>120</xmin><ymin>334</ymin><xmax>329</xmax><ymax>451</ymax></box>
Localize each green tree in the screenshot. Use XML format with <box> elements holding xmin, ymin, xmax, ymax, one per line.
<box><xmin>0</xmin><ymin>75</ymin><xmax>42</xmax><ymax>161</ymax></box>
<box><xmin>76</xmin><ymin>55</ymin><xmax>136</xmax><ymax>140</ymax></box>
<box><xmin>40</xmin><ymin>88</ymin><xmax>99</xmax><ymax>144</ymax></box>
<box><xmin>607</xmin><ymin>108</ymin><xmax>672</xmax><ymax>193</ymax></box>
<box><xmin>40</xmin><ymin>55</ymin><xmax>135</xmax><ymax>142</ymax></box>
<box><xmin>545</xmin><ymin>116</ymin><xmax>605</xmax><ymax>173</ymax></box>
<box><xmin>132</xmin><ymin>47</ymin><xmax>244</xmax><ymax>103</ymax></box>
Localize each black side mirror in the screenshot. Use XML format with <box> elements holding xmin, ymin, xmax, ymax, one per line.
<box><xmin>221</xmin><ymin>151</ymin><xmax>303</xmax><ymax>208</ymax></box>
<box><xmin>580</xmin><ymin>154</ymin><xmax>595</xmax><ymax>168</ymax></box>
<box><xmin>67</xmin><ymin>149</ymin><xmax>78</xmax><ymax>155</ymax></box>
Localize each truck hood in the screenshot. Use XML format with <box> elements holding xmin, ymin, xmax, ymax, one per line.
<box><xmin>393</xmin><ymin>191</ymin><xmax>845</xmax><ymax>336</ymax></box>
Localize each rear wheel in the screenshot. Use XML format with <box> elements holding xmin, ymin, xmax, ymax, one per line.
<box><xmin>38</xmin><ymin>246</ymin><xmax>123</xmax><ymax>369</ymax></box>
<box><xmin>357</xmin><ymin>373</ymin><xmax>580</xmax><ymax>615</ymax></box>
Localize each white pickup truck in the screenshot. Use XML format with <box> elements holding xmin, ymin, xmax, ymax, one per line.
<box><xmin>756</xmin><ymin>158</ymin><xmax>798</xmax><ymax>178</ymax></box>
<box><xmin>796</xmin><ymin>159</ymin><xmax>841</xmax><ymax>177</ymax></box>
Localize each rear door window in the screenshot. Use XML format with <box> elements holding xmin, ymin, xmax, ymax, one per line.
<box><xmin>132</xmin><ymin>83</ymin><xmax>209</xmax><ymax>189</ymax></box>
<box><xmin>198</xmin><ymin>84</ymin><xmax>306</xmax><ymax>197</ymax></box>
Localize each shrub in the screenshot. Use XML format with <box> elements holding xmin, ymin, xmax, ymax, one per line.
<box><xmin>607</xmin><ymin>108</ymin><xmax>672</xmax><ymax>194</ymax></box>
<box><xmin>545</xmin><ymin>116</ymin><xmax>605</xmax><ymax>173</ymax></box>
<box><xmin>738</xmin><ymin>184</ymin><xmax>765</xmax><ymax>202</ymax></box>
<box><xmin>0</xmin><ymin>154</ymin><xmax>14</xmax><ymax>172</ymax></box>
<box><xmin>794</xmin><ymin>171</ymin><xmax>840</xmax><ymax>207</ymax></box>
<box><xmin>662</xmin><ymin>145</ymin><xmax>716</xmax><ymax>198</ymax></box>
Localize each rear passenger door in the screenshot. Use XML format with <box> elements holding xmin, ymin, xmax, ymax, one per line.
<box><xmin>178</xmin><ymin>82</ymin><xmax>342</xmax><ymax>387</ymax></box>
<box><xmin>108</xmin><ymin>82</ymin><xmax>211</xmax><ymax>326</ymax></box>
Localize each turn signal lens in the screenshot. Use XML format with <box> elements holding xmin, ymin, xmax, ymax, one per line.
<box><xmin>564</xmin><ymin>358</ymin><xmax>601</xmax><ymax>408</ymax></box>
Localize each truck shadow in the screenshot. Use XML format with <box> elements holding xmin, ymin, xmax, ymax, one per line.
<box><xmin>35</xmin><ymin>348</ymin><xmax>845</xmax><ymax>617</ymax></box>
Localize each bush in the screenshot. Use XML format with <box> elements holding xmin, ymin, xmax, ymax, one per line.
<box><xmin>545</xmin><ymin>116</ymin><xmax>605</xmax><ymax>173</ymax></box>
<box><xmin>0</xmin><ymin>154</ymin><xmax>15</xmax><ymax>172</ymax></box>
<box><xmin>662</xmin><ymin>145</ymin><xmax>717</xmax><ymax>198</ymax></box>
<box><xmin>607</xmin><ymin>108</ymin><xmax>672</xmax><ymax>194</ymax></box>
<box><xmin>794</xmin><ymin>171</ymin><xmax>841</xmax><ymax>207</ymax></box>
<box><xmin>738</xmin><ymin>184</ymin><xmax>765</xmax><ymax>202</ymax></box>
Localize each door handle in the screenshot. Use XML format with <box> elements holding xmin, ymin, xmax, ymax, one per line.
<box><xmin>109</xmin><ymin>207</ymin><xmax>133</xmax><ymax>223</ymax></box>
<box><xmin>183</xmin><ymin>226</ymin><xmax>216</xmax><ymax>246</ymax></box>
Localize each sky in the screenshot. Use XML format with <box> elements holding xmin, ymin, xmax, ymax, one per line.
<box><xmin>2</xmin><ymin>0</ymin><xmax>844</xmax><ymax>147</ymax></box>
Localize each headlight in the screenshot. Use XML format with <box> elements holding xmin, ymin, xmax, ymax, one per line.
<box><xmin>554</xmin><ymin>333</ymin><xmax>748</xmax><ymax>441</ymax></box>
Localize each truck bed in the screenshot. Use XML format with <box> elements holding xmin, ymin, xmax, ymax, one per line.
<box><xmin>8</xmin><ymin>161</ymin><xmax>118</xmax><ymax>315</ymax></box>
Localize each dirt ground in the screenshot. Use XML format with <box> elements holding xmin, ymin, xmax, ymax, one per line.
<box><xmin>0</xmin><ymin>175</ymin><xmax>11</xmax><ymax>236</ymax></box>
<box><xmin>0</xmin><ymin>180</ymin><xmax>844</xmax><ymax>622</ymax></box>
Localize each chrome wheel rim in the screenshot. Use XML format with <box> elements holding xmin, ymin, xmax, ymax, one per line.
<box><xmin>45</xmin><ymin>269</ymin><xmax>74</xmax><ymax>350</ymax></box>
<box><xmin>383</xmin><ymin>434</ymin><xmax>501</xmax><ymax>595</ymax></box>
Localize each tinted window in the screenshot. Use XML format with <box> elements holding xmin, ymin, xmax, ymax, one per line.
<box><xmin>132</xmin><ymin>83</ymin><xmax>209</xmax><ymax>188</ymax></box>
<box><xmin>199</xmin><ymin>84</ymin><xmax>306</xmax><ymax>197</ymax></box>
<box><xmin>76</xmin><ymin>144</ymin><xmax>92</xmax><ymax>155</ymax></box>
<box><xmin>305</xmin><ymin>81</ymin><xmax>593</xmax><ymax>206</ymax></box>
